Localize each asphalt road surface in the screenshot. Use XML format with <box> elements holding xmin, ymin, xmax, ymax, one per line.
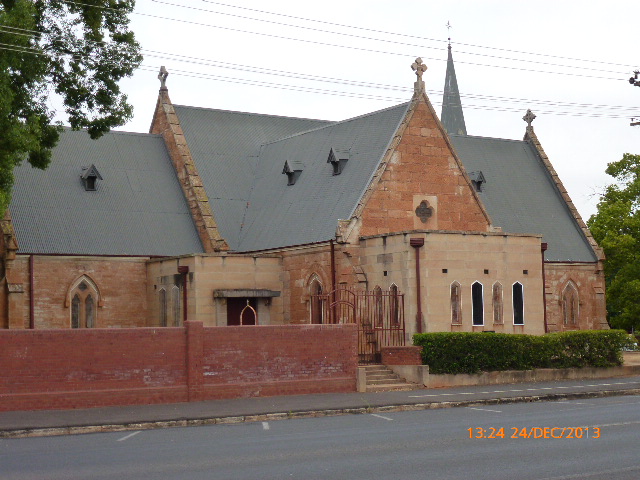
<box><xmin>1</xmin><ymin>395</ymin><xmax>639</xmax><ymax>480</ymax></box>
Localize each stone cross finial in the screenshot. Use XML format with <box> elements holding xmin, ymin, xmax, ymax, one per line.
<box><xmin>411</xmin><ymin>58</ymin><xmax>427</xmax><ymax>80</ymax></box>
<box><xmin>523</xmin><ymin>109</ymin><xmax>536</xmax><ymax>127</ymax></box>
<box><xmin>158</xmin><ymin>66</ymin><xmax>168</xmax><ymax>90</ymax></box>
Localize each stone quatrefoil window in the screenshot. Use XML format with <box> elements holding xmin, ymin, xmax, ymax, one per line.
<box><xmin>415</xmin><ymin>200</ymin><xmax>433</xmax><ymax>223</ymax></box>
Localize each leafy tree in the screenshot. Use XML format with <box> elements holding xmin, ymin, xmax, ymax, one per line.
<box><xmin>587</xmin><ymin>153</ymin><xmax>640</xmax><ymax>332</ymax></box>
<box><xmin>0</xmin><ymin>0</ymin><xmax>142</xmax><ymax>214</ymax></box>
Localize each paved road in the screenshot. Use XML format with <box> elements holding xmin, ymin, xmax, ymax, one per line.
<box><xmin>1</xmin><ymin>395</ymin><xmax>639</xmax><ymax>480</ymax></box>
<box><xmin>2</xmin><ymin>375</ymin><xmax>640</xmax><ymax>437</ymax></box>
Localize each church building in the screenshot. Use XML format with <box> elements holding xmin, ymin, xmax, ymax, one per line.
<box><xmin>0</xmin><ymin>49</ymin><xmax>608</xmax><ymax>360</ymax></box>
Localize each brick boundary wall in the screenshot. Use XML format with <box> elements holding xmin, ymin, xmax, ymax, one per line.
<box><xmin>380</xmin><ymin>346</ymin><xmax>423</xmax><ymax>365</ymax></box>
<box><xmin>0</xmin><ymin>322</ymin><xmax>358</xmax><ymax>412</ymax></box>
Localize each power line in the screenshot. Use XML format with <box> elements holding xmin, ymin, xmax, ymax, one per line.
<box><xmin>150</xmin><ymin>0</ymin><xmax>627</xmax><ymax>76</ymax></box>
<box><xmin>63</xmin><ymin>0</ymin><xmax>630</xmax><ymax>82</ymax></box>
<box><xmin>2</xmin><ymin>36</ymin><xmax>637</xmax><ymax>119</ymax></box>
<box><xmin>197</xmin><ymin>0</ymin><xmax>633</xmax><ymax>70</ymax></box>
<box><xmin>137</xmin><ymin>65</ymin><xmax>638</xmax><ymax>119</ymax></box>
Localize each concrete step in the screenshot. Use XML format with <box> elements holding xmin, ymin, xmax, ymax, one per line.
<box><xmin>366</xmin><ymin>382</ymin><xmax>418</xmax><ymax>393</ymax></box>
<box><xmin>361</xmin><ymin>364</ymin><xmax>418</xmax><ymax>392</ymax></box>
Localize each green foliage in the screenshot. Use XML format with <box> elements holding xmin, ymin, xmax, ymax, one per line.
<box><xmin>0</xmin><ymin>0</ymin><xmax>142</xmax><ymax>215</ymax></box>
<box><xmin>412</xmin><ymin>330</ymin><xmax>629</xmax><ymax>374</ymax></box>
<box><xmin>587</xmin><ymin>153</ymin><xmax>640</xmax><ymax>331</ymax></box>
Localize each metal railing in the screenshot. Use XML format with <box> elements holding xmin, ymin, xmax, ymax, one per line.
<box><xmin>311</xmin><ymin>286</ymin><xmax>406</xmax><ymax>364</ymax></box>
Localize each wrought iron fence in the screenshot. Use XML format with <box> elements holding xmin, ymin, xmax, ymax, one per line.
<box><xmin>311</xmin><ymin>286</ymin><xmax>406</xmax><ymax>364</ymax></box>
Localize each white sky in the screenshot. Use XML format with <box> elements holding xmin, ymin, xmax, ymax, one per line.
<box><xmin>107</xmin><ymin>0</ymin><xmax>639</xmax><ymax>222</ymax></box>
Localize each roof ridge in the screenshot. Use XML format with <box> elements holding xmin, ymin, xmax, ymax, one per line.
<box><xmin>173</xmin><ymin>104</ymin><xmax>331</xmax><ymax>124</ymax></box>
<box><xmin>261</xmin><ymin>101</ymin><xmax>412</xmax><ymax>147</ymax></box>
<box><xmin>450</xmin><ymin>133</ymin><xmax>524</xmax><ymax>143</ymax></box>
<box><xmin>61</xmin><ymin>126</ymin><xmax>163</xmax><ymax>139</ymax></box>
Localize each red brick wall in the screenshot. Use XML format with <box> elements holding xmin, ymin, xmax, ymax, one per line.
<box><xmin>201</xmin><ymin>324</ymin><xmax>357</xmax><ymax>399</ymax></box>
<box><xmin>0</xmin><ymin>322</ymin><xmax>357</xmax><ymax>411</ymax></box>
<box><xmin>0</xmin><ymin>327</ymin><xmax>188</xmax><ymax>411</ymax></box>
<box><xmin>381</xmin><ymin>346</ymin><xmax>422</xmax><ymax>365</ymax></box>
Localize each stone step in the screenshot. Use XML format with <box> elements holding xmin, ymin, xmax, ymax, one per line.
<box><xmin>366</xmin><ymin>375</ymin><xmax>399</xmax><ymax>383</ymax></box>
<box><xmin>361</xmin><ymin>364</ymin><xmax>418</xmax><ymax>392</ymax></box>
<box><xmin>366</xmin><ymin>383</ymin><xmax>418</xmax><ymax>393</ymax></box>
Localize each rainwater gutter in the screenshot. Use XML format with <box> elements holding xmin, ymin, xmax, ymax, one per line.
<box><xmin>177</xmin><ymin>265</ymin><xmax>189</xmax><ymax>324</ymax></box>
<box><xmin>330</xmin><ymin>239</ymin><xmax>337</xmax><ymax>321</ymax></box>
<box><xmin>541</xmin><ymin>243</ymin><xmax>548</xmax><ymax>333</ymax></box>
<box><xmin>409</xmin><ymin>238</ymin><xmax>424</xmax><ymax>334</ymax></box>
<box><xmin>29</xmin><ymin>255</ymin><xmax>34</xmax><ymax>329</ymax></box>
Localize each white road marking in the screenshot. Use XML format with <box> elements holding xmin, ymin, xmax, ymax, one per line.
<box><xmin>467</xmin><ymin>407</ymin><xmax>502</xmax><ymax>413</ymax></box>
<box><xmin>117</xmin><ymin>431</ymin><xmax>141</xmax><ymax>442</ymax></box>
<box><xmin>370</xmin><ymin>414</ymin><xmax>393</xmax><ymax>421</ymax></box>
<box><xmin>262</xmin><ymin>422</ymin><xmax>270</xmax><ymax>430</ymax></box>
<box><xmin>591</xmin><ymin>420</ymin><xmax>640</xmax><ymax>428</ymax></box>
<box><xmin>408</xmin><ymin>380</ymin><xmax>640</xmax><ymax>399</ymax></box>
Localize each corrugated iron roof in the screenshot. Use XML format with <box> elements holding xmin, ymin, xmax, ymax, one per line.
<box><xmin>235</xmin><ymin>103</ymin><xmax>410</xmax><ymax>251</ymax></box>
<box><xmin>9</xmin><ymin>129</ymin><xmax>204</xmax><ymax>256</ymax></box>
<box><xmin>450</xmin><ymin>134</ymin><xmax>597</xmax><ymax>262</ymax></box>
<box><xmin>174</xmin><ymin>105</ymin><xmax>331</xmax><ymax>249</ymax></box>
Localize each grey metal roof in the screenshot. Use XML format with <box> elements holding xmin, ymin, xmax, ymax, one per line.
<box><xmin>441</xmin><ymin>46</ymin><xmax>467</xmax><ymax>136</ymax></box>
<box><xmin>174</xmin><ymin>105</ymin><xmax>331</xmax><ymax>249</ymax></box>
<box><xmin>235</xmin><ymin>103</ymin><xmax>411</xmax><ymax>251</ymax></box>
<box><xmin>450</xmin><ymin>134</ymin><xmax>597</xmax><ymax>262</ymax></box>
<box><xmin>9</xmin><ymin>128</ymin><xmax>204</xmax><ymax>256</ymax></box>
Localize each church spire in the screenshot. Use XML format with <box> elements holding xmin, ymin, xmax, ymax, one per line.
<box><xmin>441</xmin><ymin>43</ymin><xmax>467</xmax><ymax>136</ymax></box>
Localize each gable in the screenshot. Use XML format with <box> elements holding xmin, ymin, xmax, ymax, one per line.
<box><xmin>356</xmin><ymin>98</ymin><xmax>492</xmax><ymax>238</ymax></box>
<box><xmin>9</xmin><ymin>129</ymin><xmax>204</xmax><ymax>256</ymax></box>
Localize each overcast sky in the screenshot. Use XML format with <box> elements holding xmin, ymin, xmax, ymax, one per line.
<box><xmin>105</xmin><ymin>0</ymin><xmax>639</xmax><ymax>221</ymax></box>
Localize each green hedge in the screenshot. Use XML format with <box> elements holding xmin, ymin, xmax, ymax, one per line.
<box><xmin>412</xmin><ymin>330</ymin><xmax>630</xmax><ymax>375</ymax></box>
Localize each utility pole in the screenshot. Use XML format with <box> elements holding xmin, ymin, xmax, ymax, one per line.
<box><xmin>630</xmin><ymin>71</ymin><xmax>640</xmax><ymax>126</ymax></box>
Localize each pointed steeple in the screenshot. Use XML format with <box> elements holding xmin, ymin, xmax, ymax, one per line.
<box><xmin>441</xmin><ymin>44</ymin><xmax>467</xmax><ymax>136</ymax></box>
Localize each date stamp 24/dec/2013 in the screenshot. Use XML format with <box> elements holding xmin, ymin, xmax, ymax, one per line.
<box><xmin>468</xmin><ymin>426</ymin><xmax>601</xmax><ymax>439</ymax></box>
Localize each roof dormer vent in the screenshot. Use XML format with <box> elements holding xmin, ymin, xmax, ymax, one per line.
<box><xmin>327</xmin><ymin>147</ymin><xmax>350</xmax><ymax>175</ymax></box>
<box><xmin>468</xmin><ymin>170</ymin><xmax>486</xmax><ymax>192</ymax></box>
<box><xmin>81</xmin><ymin>164</ymin><xmax>103</xmax><ymax>191</ymax></box>
<box><xmin>282</xmin><ymin>160</ymin><xmax>304</xmax><ymax>186</ymax></box>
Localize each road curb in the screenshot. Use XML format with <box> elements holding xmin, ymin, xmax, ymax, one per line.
<box><xmin>3</xmin><ymin>387</ymin><xmax>640</xmax><ymax>439</ymax></box>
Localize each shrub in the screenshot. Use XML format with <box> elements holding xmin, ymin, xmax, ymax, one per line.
<box><xmin>412</xmin><ymin>330</ymin><xmax>629</xmax><ymax>374</ymax></box>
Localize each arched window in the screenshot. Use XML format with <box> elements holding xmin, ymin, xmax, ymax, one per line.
<box><xmin>390</xmin><ymin>284</ymin><xmax>400</xmax><ymax>326</ymax></box>
<box><xmin>172</xmin><ymin>286</ymin><xmax>181</xmax><ymax>326</ymax></box>
<box><xmin>450</xmin><ymin>282</ymin><xmax>462</xmax><ymax>325</ymax></box>
<box><xmin>374</xmin><ymin>286</ymin><xmax>383</xmax><ymax>327</ymax></box>
<box><xmin>492</xmin><ymin>282</ymin><xmax>503</xmax><ymax>325</ymax></box>
<box><xmin>309</xmin><ymin>276</ymin><xmax>323</xmax><ymax>324</ymax></box>
<box><xmin>472</xmin><ymin>281</ymin><xmax>484</xmax><ymax>326</ymax></box>
<box><xmin>71</xmin><ymin>294</ymin><xmax>81</xmax><ymax>329</ymax></box>
<box><xmin>562</xmin><ymin>282</ymin><xmax>579</xmax><ymax>326</ymax></box>
<box><xmin>513</xmin><ymin>282</ymin><xmax>524</xmax><ymax>325</ymax></box>
<box><xmin>159</xmin><ymin>289</ymin><xmax>167</xmax><ymax>327</ymax></box>
<box><xmin>68</xmin><ymin>276</ymin><xmax>99</xmax><ymax>328</ymax></box>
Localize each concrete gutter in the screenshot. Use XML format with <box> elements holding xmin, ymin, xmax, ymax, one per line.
<box><xmin>3</xmin><ymin>386</ymin><xmax>640</xmax><ymax>439</ymax></box>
